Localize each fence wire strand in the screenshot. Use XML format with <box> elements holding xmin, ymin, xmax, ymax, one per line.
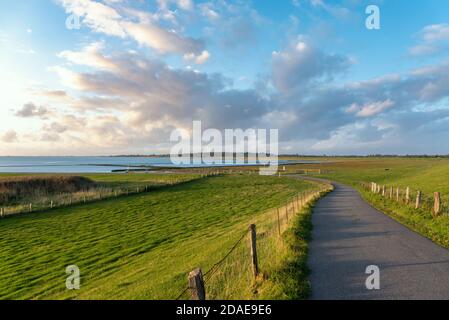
<box><xmin>364</xmin><ymin>181</ymin><xmax>448</xmax><ymax>216</ymax></box>
<box><xmin>175</xmin><ymin>228</ymin><xmax>248</xmax><ymax>300</ymax></box>
<box><xmin>174</xmin><ymin>184</ymin><xmax>331</xmax><ymax>300</ymax></box>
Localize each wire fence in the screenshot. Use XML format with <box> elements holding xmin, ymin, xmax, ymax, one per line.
<box><xmin>361</xmin><ymin>182</ymin><xmax>449</xmax><ymax>217</ymax></box>
<box><xmin>0</xmin><ymin>174</ymin><xmax>216</xmax><ymax>218</ymax></box>
<box><xmin>175</xmin><ymin>182</ymin><xmax>333</xmax><ymax>300</ymax></box>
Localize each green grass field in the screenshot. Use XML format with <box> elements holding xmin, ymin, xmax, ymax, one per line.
<box><xmin>0</xmin><ymin>173</ymin><xmax>322</xmax><ymax>300</ymax></box>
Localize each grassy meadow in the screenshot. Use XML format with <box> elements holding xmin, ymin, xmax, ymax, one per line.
<box><xmin>0</xmin><ymin>173</ymin><xmax>325</xmax><ymax>300</ymax></box>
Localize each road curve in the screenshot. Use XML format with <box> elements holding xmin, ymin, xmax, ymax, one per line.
<box><xmin>308</xmin><ymin>181</ymin><xmax>449</xmax><ymax>300</ymax></box>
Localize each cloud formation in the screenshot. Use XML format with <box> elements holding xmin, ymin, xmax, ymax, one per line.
<box><xmin>272</xmin><ymin>40</ymin><xmax>350</xmax><ymax>94</ymax></box>
<box><xmin>6</xmin><ymin>2</ymin><xmax>449</xmax><ymax>155</ymax></box>
<box><xmin>410</xmin><ymin>23</ymin><xmax>449</xmax><ymax>56</ymax></box>
<box><xmin>1</xmin><ymin>130</ymin><xmax>18</xmax><ymax>143</ymax></box>
<box><xmin>15</xmin><ymin>103</ymin><xmax>51</xmax><ymax>119</ymax></box>
<box><xmin>22</xmin><ymin>35</ymin><xmax>449</xmax><ymax>155</ymax></box>
<box><xmin>58</xmin><ymin>0</ymin><xmax>209</xmax><ymax>62</ymax></box>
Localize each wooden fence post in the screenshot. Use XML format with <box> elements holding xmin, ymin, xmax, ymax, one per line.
<box><xmin>389</xmin><ymin>187</ymin><xmax>393</xmax><ymax>199</ymax></box>
<box><xmin>277</xmin><ymin>208</ymin><xmax>281</xmax><ymax>235</ymax></box>
<box><xmin>396</xmin><ymin>187</ymin><xmax>399</xmax><ymax>202</ymax></box>
<box><xmin>415</xmin><ymin>191</ymin><xmax>421</xmax><ymax>209</ymax></box>
<box><xmin>405</xmin><ymin>187</ymin><xmax>410</xmax><ymax>204</ymax></box>
<box><xmin>382</xmin><ymin>185</ymin><xmax>386</xmax><ymax>197</ymax></box>
<box><xmin>188</xmin><ymin>268</ymin><xmax>205</xmax><ymax>300</ymax></box>
<box><xmin>50</xmin><ymin>201</ymin><xmax>53</xmax><ymax>209</ymax></box>
<box><xmin>29</xmin><ymin>203</ymin><xmax>32</xmax><ymax>212</ymax></box>
<box><xmin>434</xmin><ymin>192</ymin><xmax>441</xmax><ymax>217</ymax></box>
<box><xmin>249</xmin><ymin>224</ymin><xmax>259</xmax><ymax>278</ymax></box>
<box><xmin>0</xmin><ymin>208</ymin><xmax>3</xmax><ymax>218</ymax></box>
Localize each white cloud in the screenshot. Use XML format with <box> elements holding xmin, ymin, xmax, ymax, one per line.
<box><xmin>410</xmin><ymin>23</ymin><xmax>449</xmax><ymax>56</ymax></box>
<box><xmin>272</xmin><ymin>39</ymin><xmax>350</xmax><ymax>93</ymax></box>
<box><xmin>158</xmin><ymin>0</ymin><xmax>194</xmax><ymax>11</ymax></box>
<box><xmin>184</xmin><ymin>50</ymin><xmax>210</xmax><ymax>64</ymax></box>
<box><xmin>15</xmin><ymin>102</ymin><xmax>51</xmax><ymax>119</ymax></box>
<box><xmin>58</xmin><ymin>0</ymin><xmax>206</xmax><ymax>61</ymax></box>
<box><xmin>58</xmin><ymin>42</ymin><xmax>119</xmax><ymax>72</ymax></box>
<box><xmin>122</xmin><ymin>21</ymin><xmax>203</xmax><ymax>55</ymax></box>
<box><xmin>59</xmin><ymin>0</ymin><xmax>126</xmax><ymax>37</ymax></box>
<box><xmin>346</xmin><ymin>99</ymin><xmax>395</xmax><ymax>118</ymax></box>
<box><xmin>421</xmin><ymin>24</ymin><xmax>449</xmax><ymax>42</ymax></box>
<box><xmin>199</xmin><ymin>3</ymin><xmax>220</xmax><ymax>21</ymax></box>
<box><xmin>1</xmin><ymin>130</ymin><xmax>18</xmax><ymax>143</ymax></box>
<box><xmin>48</xmin><ymin>66</ymin><xmax>85</xmax><ymax>89</ymax></box>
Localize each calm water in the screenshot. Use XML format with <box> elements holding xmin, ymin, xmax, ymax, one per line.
<box><xmin>0</xmin><ymin>156</ymin><xmax>316</xmax><ymax>173</ymax></box>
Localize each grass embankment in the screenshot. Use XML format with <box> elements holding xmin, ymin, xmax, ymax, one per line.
<box><xmin>256</xmin><ymin>188</ymin><xmax>332</xmax><ymax>299</ymax></box>
<box><xmin>0</xmin><ymin>176</ymin><xmax>96</xmax><ymax>204</ymax></box>
<box><xmin>0</xmin><ymin>173</ymin><xmax>201</xmax><ymax>216</ymax></box>
<box><xmin>282</xmin><ymin>157</ymin><xmax>449</xmax><ymax>249</ymax></box>
<box><xmin>0</xmin><ymin>174</ymin><xmax>323</xmax><ymax>300</ymax></box>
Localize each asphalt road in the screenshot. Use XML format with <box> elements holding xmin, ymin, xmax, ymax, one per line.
<box><xmin>308</xmin><ymin>181</ymin><xmax>449</xmax><ymax>300</ymax></box>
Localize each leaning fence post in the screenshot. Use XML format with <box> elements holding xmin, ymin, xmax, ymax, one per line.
<box><xmin>188</xmin><ymin>268</ymin><xmax>205</xmax><ymax>300</ymax></box>
<box><xmin>415</xmin><ymin>191</ymin><xmax>421</xmax><ymax>209</ymax></box>
<box><xmin>249</xmin><ymin>224</ymin><xmax>259</xmax><ymax>278</ymax></box>
<box><xmin>405</xmin><ymin>187</ymin><xmax>410</xmax><ymax>204</ymax></box>
<box><xmin>433</xmin><ymin>192</ymin><xmax>441</xmax><ymax>217</ymax></box>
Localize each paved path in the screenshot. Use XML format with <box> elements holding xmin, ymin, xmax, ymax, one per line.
<box><xmin>308</xmin><ymin>181</ymin><xmax>449</xmax><ymax>300</ymax></box>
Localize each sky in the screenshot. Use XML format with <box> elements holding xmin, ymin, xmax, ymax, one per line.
<box><xmin>1</xmin><ymin>0</ymin><xmax>449</xmax><ymax>155</ymax></box>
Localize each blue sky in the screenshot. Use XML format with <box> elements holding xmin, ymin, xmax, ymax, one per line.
<box><xmin>1</xmin><ymin>0</ymin><xmax>449</xmax><ymax>155</ymax></box>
